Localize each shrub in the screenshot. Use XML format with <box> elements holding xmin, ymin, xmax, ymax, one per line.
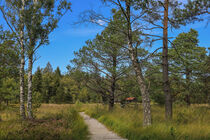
<box><xmin>75</xmin><ymin>100</ymin><xmax>82</xmax><ymax>111</ymax></box>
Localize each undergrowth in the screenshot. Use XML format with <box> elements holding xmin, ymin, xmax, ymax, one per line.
<box><xmin>0</xmin><ymin>104</ymin><xmax>89</xmax><ymax>140</ymax></box>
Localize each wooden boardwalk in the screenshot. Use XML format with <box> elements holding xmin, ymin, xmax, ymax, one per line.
<box><xmin>80</xmin><ymin>112</ymin><xmax>127</xmax><ymax>140</ymax></box>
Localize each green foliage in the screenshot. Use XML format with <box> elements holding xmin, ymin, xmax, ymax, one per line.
<box><xmin>0</xmin><ymin>78</ymin><xmax>19</xmax><ymax>104</ymax></box>
<box><xmin>174</xmin><ymin>0</ymin><xmax>209</xmax><ymax>24</ymax></box>
<box><xmin>32</xmin><ymin>91</ymin><xmax>42</xmax><ymax>116</ymax></box>
<box><xmin>78</xmin><ymin>88</ymin><xmax>89</xmax><ymax>103</ymax></box>
<box><xmin>169</xmin><ymin>29</ymin><xmax>207</xmax><ymax>104</ymax></box>
<box><xmin>33</xmin><ymin>67</ymin><xmax>42</xmax><ymax>94</ymax></box>
<box><xmin>0</xmin><ymin>27</ymin><xmax>19</xmax><ymax>104</ymax></box>
<box><xmin>72</xmin><ymin>10</ymin><xmax>136</xmax><ymax>107</ymax></box>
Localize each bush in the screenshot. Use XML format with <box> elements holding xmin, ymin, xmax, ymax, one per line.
<box><xmin>65</xmin><ymin>107</ymin><xmax>89</xmax><ymax>140</ymax></box>
<box><xmin>75</xmin><ymin>100</ymin><xmax>82</xmax><ymax>111</ymax></box>
<box><xmin>151</xmin><ymin>92</ymin><xmax>165</xmax><ymax>105</ymax></box>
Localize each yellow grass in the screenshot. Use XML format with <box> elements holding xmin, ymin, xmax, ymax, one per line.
<box><xmin>84</xmin><ymin>103</ymin><xmax>210</xmax><ymax>140</ymax></box>
<box><xmin>0</xmin><ymin>104</ymin><xmax>89</xmax><ymax>140</ymax></box>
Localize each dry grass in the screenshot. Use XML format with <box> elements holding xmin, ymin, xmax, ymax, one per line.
<box><xmin>0</xmin><ymin>104</ymin><xmax>89</xmax><ymax>140</ymax></box>
<box><xmin>84</xmin><ymin>104</ymin><xmax>210</xmax><ymax>140</ymax></box>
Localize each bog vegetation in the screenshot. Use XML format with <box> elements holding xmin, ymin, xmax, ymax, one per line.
<box><xmin>84</xmin><ymin>104</ymin><xmax>210</xmax><ymax>140</ymax></box>
<box><xmin>0</xmin><ymin>0</ymin><xmax>209</xmax><ymax>140</ymax></box>
<box><xmin>0</xmin><ymin>104</ymin><xmax>88</xmax><ymax>140</ymax></box>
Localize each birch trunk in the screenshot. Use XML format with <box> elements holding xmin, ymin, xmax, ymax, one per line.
<box><xmin>26</xmin><ymin>0</ymin><xmax>37</xmax><ymax>119</ymax></box>
<box><xmin>27</xmin><ymin>55</ymin><xmax>33</xmax><ymax>119</ymax></box>
<box><xmin>163</xmin><ymin>0</ymin><xmax>172</xmax><ymax>120</ymax></box>
<box><xmin>19</xmin><ymin>0</ymin><xmax>26</xmax><ymax>120</ymax></box>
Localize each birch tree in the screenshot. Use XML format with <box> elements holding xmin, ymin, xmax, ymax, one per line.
<box><xmin>24</xmin><ymin>0</ymin><xmax>71</xmax><ymax>119</ymax></box>
<box><xmin>0</xmin><ymin>0</ymin><xmax>71</xmax><ymax>119</ymax></box>
<box><xmin>1</xmin><ymin>0</ymin><xmax>27</xmax><ymax>119</ymax></box>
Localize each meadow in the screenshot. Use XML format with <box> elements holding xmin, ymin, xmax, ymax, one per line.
<box><xmin>0</xmin><ymin>104</ymin><xmax>89</xmax><ymax>140</ymax></box>
<box><xmin>1</xmin><ymin>103</ymin><xmax>210</xmax><ymax>140</ymax></box>
<box><xmin>83</xmin><ymin>103</ymin><xmax>210</xmax><ymax>140</ymax></box>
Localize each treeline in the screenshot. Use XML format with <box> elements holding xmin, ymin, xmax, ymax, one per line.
<box><xmin>71</xmin><ymin>26</ymin><xmax>210</xmax><ymax>106</ymax></box>
<box><xmin>1</xmin><ymin>33</ymin><xmax>209</xmax><ymax>105</ymax></box>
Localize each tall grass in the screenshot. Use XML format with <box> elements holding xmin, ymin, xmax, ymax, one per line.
<box><xmin>84</xmin><ymin>104</ymin><xmax>210</xmax><ymax>140</ymax></box>
<box><xmin>0</xmin><ymin>104</ymin><xmax>89</xmax><ymax>140</ymax></box>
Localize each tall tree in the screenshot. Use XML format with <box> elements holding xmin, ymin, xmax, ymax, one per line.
<box><xmin>106</xmin><ymin>0</ymin><xmax>152</xmax><ymax>126</ymax></box>
<box><xmin>80</xmin><ymin>0</ymin><xmax>154</xmax><ymax>125</ymax></box>
<box><xmin>73</xmin><ymin>13</ymin><xmax>129</xmax><ymax>110</ymax></box>
<box><xmin>1</xmin><ymin>0</ymin><xmax>27</xmax><ymax>119</ymax></box>
<box><xmin>0</xmin><ymin>27</ymin><xmax>19</xmax><ymax>105</ymax></box>
<box><xmin>33</xmin><ymin>67</ymin><xmax>42</xmax><ymax>94</ymax></box>
<box><xmin>169</xmin><ymin>29</ymin><xmax>207</xmax><ymax>105</ymax></box>
<box><xmin>42</xmin><ymin>62</ymin><xmax>54</xmax><ymax>103</ymax></box>
<box><xmin>162</xmin><ymin>0</ymin><xmax>172</xmax><ymax>120</ymax></box>
<box><xmin>132</xmin><ymin>0</ymin><xmax>183</xmax><ymax>120</ymax></box>
<box><xmin>23</xmin><ymin>0</ymin><xmax>71</xmax><ymax>119</ymax></box>
<box><xmin>133</xmin><ymin>0</ymin><xmax>209</xmax><ymax>120</ymax></box>
<box><xmin>0</xmin><ymin>26</ymin><xmax>19</xmax><ymax>81</ymax></box>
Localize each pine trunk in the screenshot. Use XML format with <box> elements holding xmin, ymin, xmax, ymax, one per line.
<box><xmin>109</xmin><ymin>76</ymin><xmax>116</xmax><ymax>111</ymax></box>
<box><xmin>19</xmin><ymin>0</ymin><xmax>26</xmax><ymax>120</ymax></box>
<box><xmin>163</xmin><ymin>0</ymin><xmax>172</xmax><ymax>120</ymax></box>
<box><xmin>109</xmin><ymin>55</ymin><xmax>117</xmax><ymax>111</ymax></box>
<box><xmin>129</xmin><ymin>44</ymin><xmax>152</xmax><ymax>126</ymax></box>
<box><xmin>27</xmin><ymin>55</ymin><xmax>33</xmax><ymax>119</ymax></box>
<box><xmin>185</xmin><ymin>69</ymin><xmax>191</xmax><ymax>106</ymax></box>
<box><xmin>109</xmin><ymin>89</ymin><xmax>114</xmax><ymax>111</ymax></box>
<box><xmin>126</xmin><ymin>0</ymin><xmax>151</xmax><ymax>126</ymax></box>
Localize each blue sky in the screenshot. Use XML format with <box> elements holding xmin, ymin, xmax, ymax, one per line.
<box><xmin>0</xmin><ymin>0</ymin><xmax>209</xmax><ymax>73</ymax></box>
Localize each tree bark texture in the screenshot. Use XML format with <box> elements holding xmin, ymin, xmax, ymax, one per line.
<box><xmin>26</xmin><ymin>0</ymin><xmax>38</xmax><ymax>119</ymax></box>
<box><xmin>163</xmin><ymin>0</ymin><xmax>172</xmax><ymax>120</ymax></box>
<box><xmin>19</xmin><ymin>0</ymin><xmax>26</xmax><ymax>120</ymax></box>
<box><xmin>27</xmin><ymin>55</ymin><xmax>33</xmax><ymax>119</ymax></box>
<box><xmin>185</xmin><ymin>68</ymin><xmax>191</xmax><ymax>106</ymax></box>
<box><xmin>126</xmin><ymin>0</ymin><xmax>151</xmax><ymax>126</ymax></box>
<box><xmin>109</xmin><ymin>55</ymin><xmax>117</xmax><ymax>111</ymax></box>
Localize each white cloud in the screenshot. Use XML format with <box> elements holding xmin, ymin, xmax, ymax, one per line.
<box><xmin>64</xmin><ymin>28</ymin><xmax>103</xmax><ymax>36</ymax></box>
<box><xmin>97</xmin><ymin>19</ymin><xmax>106</xmax><ymax>26</ymax></box>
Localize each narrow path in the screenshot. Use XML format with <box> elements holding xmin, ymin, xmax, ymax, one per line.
<box><xmin>79</xmin><ymin>112</ymin><xmax>127</xmax><ymax>140</ymax></box>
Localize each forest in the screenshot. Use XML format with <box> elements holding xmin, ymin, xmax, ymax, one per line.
<box><xmin>0</xmin><ymin>0</ymin><xmax>209</xmax><ymax>140</ymax></box>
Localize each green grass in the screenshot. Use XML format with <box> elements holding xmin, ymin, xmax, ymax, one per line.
<box><xmin>84</xmin><ymin>104</ymin><xmax>210</xmax><ymax>140</ymax></box>
<box><xmin>0</xmin><ymin>104</ymin><xmax>89</xmax><ymax>140</ymax></box>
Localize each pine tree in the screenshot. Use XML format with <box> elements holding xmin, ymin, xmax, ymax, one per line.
<box><xmin>33</xmin><ymin>67</ymin><xmax>43</xmax><ymax>94</ymax></box>
<box><xmin>73</xmin><ymin>10</ymin><xmax>130</xmax><ymax>110</ymax></box>
<box><xmin>169</xmin><ymin>29</ymin><xmax>207</xmax><ymax>105</ymax></box>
